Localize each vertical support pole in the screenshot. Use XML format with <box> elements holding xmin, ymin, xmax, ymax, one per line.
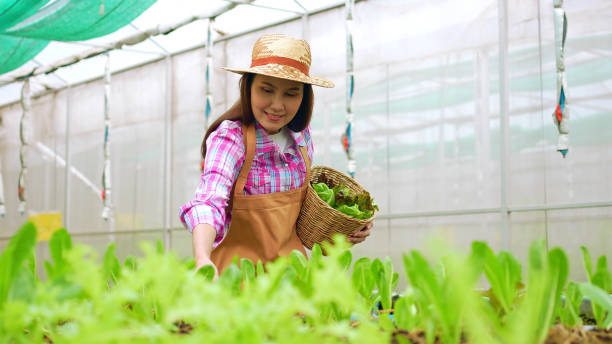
<box><xmin>101</xmin><ymin>53</ymin><xmax>116</xmax><ymax>243</ymax></box>
<box><xmin>102</xmin><ymin>53</ymin><xmax>113</xmax><ymax>228</ymax></box>
<box><xmin>205</xmin><ymin>18</ymin><xmax>214</xmax><ymax>130</ymax></box>
<box><xmin>64</xmin><ymin>85</ymin><xmax>71</xmax><ymax>229</ymax></box>
<box><xmin>498</xmin><ymin>0</ymin><xmax>510</xmax><ymax>250</ymax></box>
<box><xmin>18</xmin><ymin>79</ymin><xmax>31</xmax><ymax>215</ymax></box>
<box><xmin>553</xmin><ymin>0</ymin><xmax>569</xmax><ymax>158</ymax></box>
<box><xmin>201</xmin><ymin>18</ymin><xmax>214</xmax><ymax>174</ymax></box>
<box><xmin>342</xmin><ymin>0</ymin><xmax>356</xmax><ymax>177</ymax></box>
<box><xmin>537</xmin><ymin>0</ymin><xmax>550</xmax><ymax>246</ymax></box>
<box><xmin>385</xmin><ymin>64</ymin><xmax>391</xmax><ymax>252</ymax></box>
<box><xmin>301</xmin><ymin>13</ymin><xmax>309</xmax><ymax>41</ymax></box>
<box><xmin>163</xmin><ymin>55</ymin><xmax>173</xmax><ymax>251</ymax></box>
<box><xmin>474</xmin><ymin>50</ymin><xmax>491</xmax><ymax>201</ymax></box>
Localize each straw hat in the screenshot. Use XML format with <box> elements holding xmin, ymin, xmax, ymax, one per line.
<box><xmin>222</xmin><ymin>34</ymin><xmax>334</xmax><ymax>88</ymax></box>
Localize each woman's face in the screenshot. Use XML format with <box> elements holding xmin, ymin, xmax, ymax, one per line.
<box><xmin>250</xmin><ymin>74</ymin><xmax>304</xmax><ymax>134</ymax></box>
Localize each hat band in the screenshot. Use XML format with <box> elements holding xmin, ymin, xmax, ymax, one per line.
<box><xmin>250</xmin><ymin>56</ymin><xmax>309</xmax><ymax>76</ymax></box>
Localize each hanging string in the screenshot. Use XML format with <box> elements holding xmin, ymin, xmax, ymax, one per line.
<box><xmin>553</xmin><ymin>0</ymin><xmax>569</xmax><ymax>158</ymax></box>
<box><xmin>342</xmin><ymin>0</ymin><xmax>356</xmax><ymax>177</ymax></box>
<box><xmin>18</xmin><ymin>79</ymin><xmax>31</xmax><ymax>215</ymax></box>
<box><xmin>202</xmin><ymin>18</ymin><xmax>214</xmax><ymax>172</ymax></box>
<box><xmin>101</xmin><ymin>52</ymin><xmax>112</xmax><ymax>220</ymax></box>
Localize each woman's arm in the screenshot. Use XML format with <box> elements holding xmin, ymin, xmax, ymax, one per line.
<box><xmin>192</xmin><ymin>223</ymin><xmax>218</xmax><ymax>277</ymax></box>
<box><xmin>179</xmin><ymin>120</ymin><xmax>245</xmax><ymax>275</ymax></box>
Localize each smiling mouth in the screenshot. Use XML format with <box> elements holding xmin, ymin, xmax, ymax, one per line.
<box><xmin>265</xmin><ymin>112</ymin><xmax>284</xmax><ymax>122</ymax></box>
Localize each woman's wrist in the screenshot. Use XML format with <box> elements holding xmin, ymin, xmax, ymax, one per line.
<box><xmin>192</xmin><ymin>223</ymin><xmax>217</xmax><ymax>258</ymax></box>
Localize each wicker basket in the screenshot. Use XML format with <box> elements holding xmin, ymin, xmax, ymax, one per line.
<box><xmin>296</xmin><ymin>166</ymin><xmax>376</xmax><ymax>249</ymax></box>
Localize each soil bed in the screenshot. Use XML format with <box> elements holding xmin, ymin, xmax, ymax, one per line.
<box><xmin>390</xmin><ymin>325</ymin><xmax>612</xmax><ymax>344</ymax></box>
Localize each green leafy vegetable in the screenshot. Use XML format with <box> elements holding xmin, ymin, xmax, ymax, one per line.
<box><xmin>2</xmin><ymin>222</ymin><xmax>611</xmax><ymax>344</ymax></box>
<box><xmin>0</xmin><ymin>222</ymin><xmax>37</xmax><ymax>309</ymax></box>
<box><xmin>311</xmin><ymin>174</ymin><xmax>379</xmax><ymax>220</ymax></box>
<box><xmin>581</xmin><ymin>245</ymin><xmax>612</xmax><ymax>327</ymax></box>
<box><xmin>579</xmin><ymin>283</ymin><xmax>612</xmax><ymax>329</ymax></box>
<box><xmin>471</xmin><ymin>241</ymin><xmax>522</xmax><ymax>316</ymax></box>
<box><xmin>559</xmin><ymin>281</ymin><xmax>583</xmax><ymax>326</ymax></box>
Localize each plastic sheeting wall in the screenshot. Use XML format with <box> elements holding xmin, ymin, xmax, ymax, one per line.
<box><xmin>0</xmin><ymin>0</ymin><xmax>610</xmax><ymax>284</ymax></box>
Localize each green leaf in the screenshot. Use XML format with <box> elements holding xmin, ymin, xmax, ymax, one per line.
<box><xmin>593</xmin><ymin>256</ymin><xmax>611</xmax><ymax>292</ymax></box>
<box><xmin>311</xmin><ymin>244</ymin><xmax>323</xmax><ymax>267</ymax></box>
<box><xmin>560</xmin><ymin>281</ymin><xmax>583</xmax><ymax>326</ymax></box>
<box><xmin>220</xmin><ymin>264</ymin><xmax>242</xmax><ymax>295</ymax></box>
<box><xmin>240</xmin><ymin>258</ymin><xmax>256</xmax><ymax>286</ymax></box>
<box><xmin>394</xmin><ymin>294</ymin><xmax>417</xmax><ymax>331</ymax></box>
<box><xmin>313</xmin><ymin>182</ymin><xmax>334</xmax><ymax>206</ymax></box>
<box><xmin>289</xmin><ymin>250</ymin><xmax>308</xmax><ymax>279</ymax></box>
<box><xmin>156</xmin><ymin>239</ymin><xmax>165</xmax><ymax>254</ymax></box>
<box><xmin>579</xmin><ymin>283</ymin><xmax>612</xmax><ymax>329</ymax></box>
<box><xmin>197</xmin><ymin>264</ymin><xmax>216</xmax><ymax>282</ymax></box>
<box><xmin>123</xmin><ymin>255</ymin><xmax>138</xmax><ymax>271</ymax></box>
<box><xmin>548</xmin><ymin>248</ymin><xmax>570</xmax><ymax>325</ymax></box>
<box><xmin>581</xmin><ymin>246</ymin><xmax>594</xmax><ymax>281</ymax></box>
<box><xmin>45</xmin><ymin>228</ymin><xmax>72</xmax><ymax>280</ymax></box>
<box><xmin>49</xmin><ymin>228</ymin><xmax>72</xmax><ymax>266</ymax></box>
<box><xmin>338</xmin><ymin>250</ymin><xmax>352</xmax><ymax>271</ymax></box>
<box><xmin>372</xmin><ymin>257</ymin><xmax>393</xmax><ymax>310</ymax></box>
<box><xmin>351</xmin><ymin>257</ymin><xmax>375</xmax><ymax>300</ymax></box>
<box><xmin>181</xmin><ymin>257</ymin><xmax>195</xmax><ymax>270</ymax></box>
<box><xmin>336</xmin><ymin>204</ymin><xmax>362</xmax><ymax>218</ymax></box>
<box><xmin>256</xmin><ymin>260</ymin><xmax>265</xmax><ymax>277</ymax></box>
<box><xmin>514</xmin><ymin>241</ymin><xmax>569</xmax><ymax>344</ymax></box>
<box><xmin>0</xmin><ymin>222</ymin><xmax>37</xmax><ymax>308</ymax></box>
<box><xmin>102</xmin><ymin>243</ymin><xmax>121</xmax><ymax>287</ymax></box>
<box><xmin>8</xmin><ymin>266</ymin><xmax>36</xmax><ymax>303</ymax></box>
<box><xmin>591</xmin><ymin>255</ymin><xmax>611</xmax><ymax>326</ymax></box>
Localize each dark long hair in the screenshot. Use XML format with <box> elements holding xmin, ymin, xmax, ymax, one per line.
<box><xmin>201</xmin><ymin>73</ymin><xmax>314</xmax><ymax>160</ymax></box>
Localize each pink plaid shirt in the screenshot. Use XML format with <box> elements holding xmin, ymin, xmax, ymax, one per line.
<box><xmin>179</xmin><ymin>120</ymin><xmax>314</xmax><ymax>247</ymax></box>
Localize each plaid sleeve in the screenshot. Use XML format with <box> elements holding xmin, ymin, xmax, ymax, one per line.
<box><xmin>178</xmin><ymin>121</ymin><xmax>244</xmax><ymax>245</ymax></box>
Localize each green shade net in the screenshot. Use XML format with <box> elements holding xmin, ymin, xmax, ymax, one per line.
<box><xmin>0</xmin><ymin>0</ymin><xmax>157</xmax><ymax>74</ymax></box>
<box><xmin>0</xmin><ymin>37</ymin><xmax>49</xmax><ymax>74</ymax></box>
<box><xmin>0</xmin><ymin>0</ymin><xmax>51</xmax><ymax>31</ymax></box>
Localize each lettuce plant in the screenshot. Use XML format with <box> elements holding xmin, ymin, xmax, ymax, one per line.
<box><xmin>581</xmin><ymin>245</ymin><xmax>612</xmax><ymax>328</ymax></box>
<box><xmin>559</xmin><ymin>281</ymin><xmax>584</xmax><ymax>326</ymax></box>
<box><xmin>0</xmin><ymin>222</ymin><xmax>37</xmax><ymax>309</ymax></box>
<box><xmin>1</xmin><ymin>222</ymin><xmax>610</xmax><ymax>343</ymax></box>
<box><xmin>503</xmin><ymin>240</ymin><xmax>569</xmax><ymax>344</ymax></box>
<box><xmin>311</xmin><ymin>181</ymin><xmax>378</xmax><ymax>220</ymax></box>
<box><xmin>470</xmin><ymin>241</ymin><xmax>522</xmax><ymax>316</ymax></box>
<box><xmin>402</xmin><ymin>250</ymin><xmax>465</xmax><ymax>343</ymax></box>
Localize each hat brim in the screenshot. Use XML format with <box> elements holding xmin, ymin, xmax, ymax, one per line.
<box><xmin>222</xmin><ymin>64</ymin><xmax>334</xmax><ymax>88</ymax></box>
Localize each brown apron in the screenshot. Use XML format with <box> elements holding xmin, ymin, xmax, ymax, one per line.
<box><xmin>210</xmin><ymin>123</ymin><xmax>309</xmax><ymax>273</ymax></box>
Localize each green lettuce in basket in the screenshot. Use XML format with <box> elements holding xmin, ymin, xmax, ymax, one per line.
<box><xmin>311</xmin><ymin>174</ymin><xmax>379</xmax><ymax>220</ymax></box>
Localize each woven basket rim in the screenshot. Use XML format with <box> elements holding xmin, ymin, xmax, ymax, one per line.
<box><xmin>308</xmin><ymin>166</ymin><xmax>376</xmax><ymax>223</ymax></box>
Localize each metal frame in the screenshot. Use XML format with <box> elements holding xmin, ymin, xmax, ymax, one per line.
<box><xmin>0</xmin><ymin>0</ymin><xmax>610</xmax><ymax>250</ymax></box>
<box><xmin>2</xmin><ymin>199</ymin><xmax>611</xmax><ymax>241</ymax></box>
<box><xmin>376</xmin><ymin>201</ymin><xmax>612</xmax><ymax>220</ymax></box>
<box><xmin>498</xmin><ymin>0</ymin><xmax>510</xmax><ymax>250</ymax></box>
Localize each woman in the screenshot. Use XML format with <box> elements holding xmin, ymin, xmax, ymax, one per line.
<box><xmin>179</xmin><ymin>34</ymin><xmax>372</xmax><ymax>276</ymax></box>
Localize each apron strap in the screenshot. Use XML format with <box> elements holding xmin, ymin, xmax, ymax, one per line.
<box><xmin>233</xmin><ymin>125</ymin><xmax>311</xmax><ymax>198</ymax></box>
<box><xmin>298</xmin><ymin>133</ymin><xmax>311</xmax><ymax>187</ymax></box>
<box><xmin>234</xmin><ymin>123</ymin><xmax>256</xmax><ymax>195</ymax></box>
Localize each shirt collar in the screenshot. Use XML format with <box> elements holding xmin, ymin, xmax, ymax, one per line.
<box><xmin>254</xmin><ymin>121</ymin><xmax>306</xmax><ymax>154</ymax></box>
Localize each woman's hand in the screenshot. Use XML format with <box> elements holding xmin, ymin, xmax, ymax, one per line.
<box><xmin>192</xmin><ymin>223</ymin><xmax>219</xmax><ymax>280</ymax></box>
<box><xmin>348</xmin><ymin>221</ymin><xmax>373</xmax><ymax>244</ymax></box>
<box><xmin>195</xmin><ymin>256</ymin><xmax>219</xmax><ymax>280</ymax></box>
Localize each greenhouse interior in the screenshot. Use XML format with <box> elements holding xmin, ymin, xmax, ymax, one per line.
<box><xmin>0</xmin><ymin>0</ymin><xmax>611</xmax><ymax>343</ymax></box>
